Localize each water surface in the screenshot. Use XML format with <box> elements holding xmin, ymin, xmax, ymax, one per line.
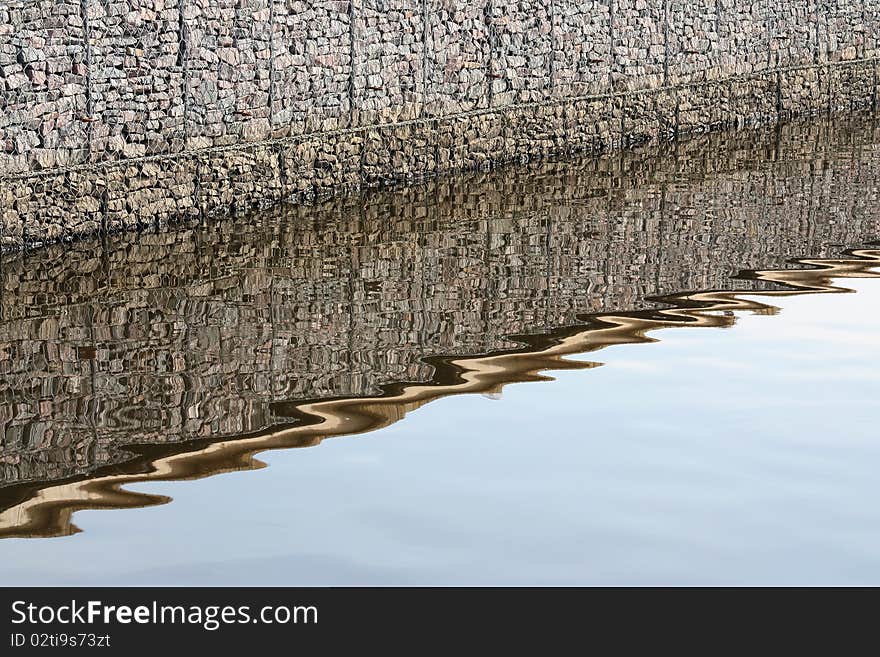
<box><xmin>1</xmin><ymin>118</ymin><xmax>879</xmax><ymax>584</ymax></box>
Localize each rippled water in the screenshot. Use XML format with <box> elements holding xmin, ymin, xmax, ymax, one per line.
<box><xmin>1</xmin><ymin>118</ymin><xmax>879</xmax><ymax>584</ymax></box>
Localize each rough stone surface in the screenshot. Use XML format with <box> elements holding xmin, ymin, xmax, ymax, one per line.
<box><xmin>0</xmin><ymin>1</ymin><xmax>89</xmax><ymax>175</ymax></box>
<box><xmin>1</xmin><ymin>0</ymin><xmax>879</xmax><ymax>248</ymax></box>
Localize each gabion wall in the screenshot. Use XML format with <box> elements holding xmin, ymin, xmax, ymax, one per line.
<box><xmin>1</xmin><ymin>0</ymin><xmax>879</xmax><ymax>249</ymax></box>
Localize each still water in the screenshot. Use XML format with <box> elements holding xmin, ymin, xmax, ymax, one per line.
<box><xmin>1</xmin><ymin>118</ymin><xmax>879</xmax><ymax>585</ymax></box>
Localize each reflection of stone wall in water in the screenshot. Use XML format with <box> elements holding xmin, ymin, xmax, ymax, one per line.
<box><xmin>1</xmin><ymin>121</ymin><xmax>880</xmax><ymax>488</ymax></box>
<box><xmin>1</xmin><ymin>0</ymin><xmax>880</xmax><ymax>248</ymax></box>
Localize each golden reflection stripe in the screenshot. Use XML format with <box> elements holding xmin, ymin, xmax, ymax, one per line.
<box><xmin>1</xmin><ymin>248</ymin><xmax>878</xmax><ymax>539</ymax></box>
